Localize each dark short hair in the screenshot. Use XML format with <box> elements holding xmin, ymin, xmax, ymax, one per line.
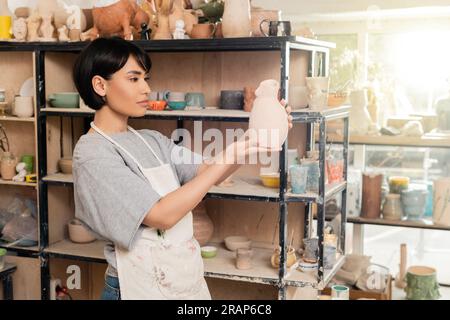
<box><xmin>73</xmin><ymin>37</ymin><xmax>152</xmax><ymax>110</ymax></box>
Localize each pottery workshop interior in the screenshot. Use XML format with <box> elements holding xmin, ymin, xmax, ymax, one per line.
<box><xmin>0</xmin><ymin>0</ymin><xmax>450</xmax><ymax>302</ymax></box>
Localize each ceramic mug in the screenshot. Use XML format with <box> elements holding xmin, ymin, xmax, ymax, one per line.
<box><xmin>260</xmin><ymin>20</ymin><xmax>291</xmax><ymax>37</ymax></box>
<box><xmin>185</xmin><ymin>92</ymin><xmax>205</xmax><ymax>109</ymax></box>
<box><xmin>331</xmin><ymin>285</ymin><xmax>349</xmax><ymax>300</ymax></box>
<box><xmin>13</xmin><ymin>96</ymin><xmax>34</xmax><ymax>117</ymax></box>
<box><xmin>190</xmin><ymin>23</ymin><xmax>216</xmax><ymax>39</ymax></box>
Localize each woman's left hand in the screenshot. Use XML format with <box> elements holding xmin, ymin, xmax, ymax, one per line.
<box><xmin>280</xmin><ymin>99</ymin><xmax>294</xmax><ymax>129</ymax></box>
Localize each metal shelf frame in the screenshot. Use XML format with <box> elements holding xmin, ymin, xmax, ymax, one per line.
<box><xmin>1</xmin><ymin>36</ymin><xmax>348</xmax><ymax>300</ymax></box>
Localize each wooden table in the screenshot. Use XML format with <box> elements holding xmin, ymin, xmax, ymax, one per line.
<box><xmin>0</xmin><ymin>263</ymin><xmax>16</xmax><ymax>300</ymax></box>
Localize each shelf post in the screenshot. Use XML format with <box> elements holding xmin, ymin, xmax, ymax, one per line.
<box><xmin>317</xmin><ymin>118</ymin><xmax>327</xmax><ymax>282</ymax></box>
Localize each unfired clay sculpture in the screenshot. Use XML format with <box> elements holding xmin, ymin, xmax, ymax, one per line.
<box><xmin>27</xmin><ymin>11</ymin><xmax>42</xmax><ymax>42</ymax></box>
<box><xmin>12</xmin><ymin>17</ymin><xmax>28</xmax><ymax>41</ymax></box>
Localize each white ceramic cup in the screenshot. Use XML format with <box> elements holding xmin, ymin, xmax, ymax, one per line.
<box><xmin>305</xmin><ymin>77</ymin><xmax>329</xmax><ymax>109</ymax></box>
<box><xmin>14</xmin><ymin>96</ymin><xmax>34</xmax><ymax>118</ymax></box>
<box><xmin>331</xmin><ymin>285</ymin><xmax>349</xmax><ymax>300</ymax></box>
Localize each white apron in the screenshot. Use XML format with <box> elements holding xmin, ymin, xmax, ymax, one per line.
<box><xmin>90</xmin><ymin>122</ymin><xmax>211</xmax><ymax>300</ymax></box>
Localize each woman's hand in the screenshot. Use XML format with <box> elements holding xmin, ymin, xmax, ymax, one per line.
<box><xmin>281</xmin><ymin>99</ymin><xmax>294</xmax><ymax>130</ymax></box>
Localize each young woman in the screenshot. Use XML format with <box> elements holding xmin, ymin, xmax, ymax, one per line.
<box><xmin>72</xmin><ymin>37</ymin><xmax>292</xmax><ymax>300</ymax></box>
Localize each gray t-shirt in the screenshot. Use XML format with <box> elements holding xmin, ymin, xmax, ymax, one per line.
<box><xmin>73</xmin><ymin>129</ymin><xmax>202</xmax><ymax>276</ymax></box>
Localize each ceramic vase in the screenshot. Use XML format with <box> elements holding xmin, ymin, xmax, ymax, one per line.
<box><xmin>222</xmin><ymin>0</ymin><xmax>252</xmax><ymax>38</ymax></box>
<box><xmin>405</xmin><ymin>266</ymin><xmax>440</xmax><ymax>300</ymax></box>
<box><xmin>249</xmin><ymin>79</ymin><xmax>288</xmax><ymax>149</ymax></box>
<box><xmin>192</xmin><ymin>201</ymin><xmax>214</xmax><ymax>246</ymax></box>
<box><xmin>0</xmin><ymin>152</ymin><xmax>18</xmax><ymax>180</ymax></box>
<box><xmin>361</xmin><ymin>173</ymin><xmax>383</xmax><ymax>219</ymax></box>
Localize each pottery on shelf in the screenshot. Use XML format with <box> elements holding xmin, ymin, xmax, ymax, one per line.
<box><xmin>220</xmin><ymin>90</ymin><xmax>244</xmax><ymax>110</ymax></box>
<box><xmin>361</xmin><ymin>172</ymin><xmax>383</xmax><ymax>219</ymax></box>
<box><xmin>0</xmin><ymin>152</ymin><xmax>18</xmax><ymax>180</ymax></box>
<box><xmin>243</xmin><ymin>86</ymin><xmax>256</xmax><ymax>112</ymax></box>
<box><xmin>152</xmin><ymin>0</ymin><xmax>172</xmax><ymax>40</ymax></box>
<box><xmin>235</xmin><ymin>248</ymin><xmax>253</xmax><ymax>270</ymax></box>
<box><xmin>12</xmin><ymin>18</ymin><xmax>28</xmax><ymax>41</ymax></box>
<box><xmin>190</xmin><ymin>23</ymin><xmax>215</xmax><ymax>39</ymax></box>
<box><xmin>192</xmin><ymin>201</ymin><xmax>214</xmax><ymax>246</ymax></box>
<box><xmin>405</xmin><ymin>266</ymin><xmax>440</xmax><ymax>300</ymax></box>
<box><xmin>221</xmin><ymin>0</ymin><xmax>252</xmax><ymax>38</ymax></box>
<box><xmin>14</xmin><ymin>96</ymin><xmax>34</xmax><ymax>118</ymax></box>
<box><xmin>27</xmin><ymin>11</ymin><xmax>42</xmax><ymax>42</ymax></box>
<box><xmin>249</xmin><ymin>79</ymin><xmax>288</xmax><ymax>149</ymax></box>
<box><xmin>250</xmin><ymin>6</ymin><xmax>280</xmax><ymax>37</ymax></box>
<box><xmin>271</xmin><ymin>246</ymin><xmax>297</xmax><ymax>268</ymax></box>
<box><xmin>68</xmin><ymin>218</ymin><xmax>96</xmax><ymax>243</ymax></box>
<box><xmin>0</xmin><ymin>0</ymin><xmax>12</xmax><ymax>40</ymax></box>
<box><xmin>224</xmin><ymin>236</ymin><xmax>251</xmax><ymax>251</ymax></box>
<box><xmin>58</xmin><ymin>157</ymin><xmax>73</xmax><ymax>174</ymax></box>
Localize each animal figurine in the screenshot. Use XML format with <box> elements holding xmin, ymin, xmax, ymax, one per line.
<box><xmin>12</xmin><ymin>162</ymin><xmax>27</xmax><ymax>182</ymax></box>
<box><xmin>58</xmin><ymin>25</ymin><xmax>70</xmax><ymax>42</ymax></box>
<box><xmin>82</xmin><ymin>0</ymin><xmax>149</xmax><ymax>41</ymax></box>
<box><xmin>12</xmin><ymin>18</ymin><xmax>28</xmax><ymax>41</ymax></box>
<box><xmin>27</xmin><ymin>11</ymin><xmax>42</xmax><ymax>42</ymax></box>
<box><xmin>39</xmin><ymin>14</ymin><xmax>56</xmax><ymax>41</ymax></box>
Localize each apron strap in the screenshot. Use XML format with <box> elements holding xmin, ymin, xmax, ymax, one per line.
<box><xmin>90</xmin><ymin>122</ymin><xmax>162</xmax><ymax>173</ymax></box>
<box><xmin>127</xmin><ymin>126</ymin><xmax>164</xmax><ymax>165</ymax></box>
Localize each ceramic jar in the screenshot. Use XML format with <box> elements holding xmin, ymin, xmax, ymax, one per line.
<box><xmin>14</xmin><ymin>96</ymin><xmax>34</xmax><ymax>118</ymax></box>
<box><xmin>382</xmin><ymin>193</ymin><xmax>403</xmax><ymax>220</ymax></box>
<box><xmin>221</xmin><ymin>0</ymin><xmax>252</xmax><ymax>38</ymax></box>
<box><xmin>236</xmin><ymin>248</ymin><xmax>252</xmax><ymax>270</ymax></box>
<box><xmin>0</xmin><ymin>152</ymin><xmax>18</xmax><ymax>180</ymax></box>
<box><xmin>249</xmin><ymin>79</ymin><xmax>288</xmax><ymax>149</ymax></box>
<box><xmin>192</xmin><ymin>201</ymin><xmax>214</xmax><ymax>246</ymax></box>
<box><xmin>401</xmin><ymin>188</ymin><xmax>428</xmax><ymax>220</ymax></box>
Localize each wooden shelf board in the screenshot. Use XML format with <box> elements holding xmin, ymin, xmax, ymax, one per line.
<box><xmin>348</xmin><ymin>216</ymin><xmax>450</xmax><ymax>231</ymax></box>
<box><xmin>0</xmin><ymin>178</ymin><xmax>37</xmax><ymax>187</ymax></box>
<box><xmin>0</xmin><ymin>115</ymin><xmax>35</xmax><ymax>122</ymax></box>
<box><xmin>286</xmin><ymin>181</ymin><xmax>347</xmax><ymax>202</ymax></box>
<box><xmin>43</xmin><ymin>173</ymin><xmax>73</xmax><ymax>184</ymax></box>
<box><xmin>45</xmin><ymin>239</ymin><xmax>107</xmax><ymax>262</ymax></box>
<box><xmin>0</xmin><ymin>243</ymin><xmax>40</xmax><ymax>254</ymax></box>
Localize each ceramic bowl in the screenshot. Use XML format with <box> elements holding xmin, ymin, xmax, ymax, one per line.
<box><xmin>168</xmin><ymin>101</ymin><xmax>187</xmax><ymax>110</ymax></box>
<box><xmin>58</xmin><ymin>157</ymin><xmax>73</xmax><ymax>174</ymax></box>
<box><xmin>298</xmin><ymin>260</ymin><xmax>318</xmax><ymax>273</ymax></box>
<box><xmin>260</xmin><ymin>173</ymin><xmax>280</xmax><ymax>188</ymax></box>
<box><xmin>148</xmin><ymin>100</ymin><xmax>167</xmax><ymax>111</ymax></box>
<box><xmin>224</xmin><ymin>236</ymin><xmax>251</xmax><ymax>251</ymax></box>
<box><xmin>68</xmin><ymin>219</ymin><xmax>96</xmax><ymax>243</ymax></box>
<box><xmin>201</xmin><ymin>246</ymin><xmax>217</xmax><ymax>258</ymax></box>
<box><xmin>49</xmin><ymin>92</ymin><xmax>80</xmax><ymax>108</ymax></box>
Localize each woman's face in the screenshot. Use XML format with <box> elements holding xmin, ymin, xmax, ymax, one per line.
<box><xmin>103</xmin><ymin>56</ymin><xmax>151</xmax><ymax>117</ymax></box>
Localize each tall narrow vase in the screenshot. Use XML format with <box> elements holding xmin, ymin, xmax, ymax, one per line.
<box><xmin>221</xmin><ymin>0</ymin><xmax>251</xmax><ymax>38</ymax></box>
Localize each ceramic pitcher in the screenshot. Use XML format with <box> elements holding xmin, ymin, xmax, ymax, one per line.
<box><xmin>249</xmin><ymin>79</ymin><xmax>288</xmax><ymax>149</ymax></box>
<box><xmin>221</xmin><ymin>0</ymin><xmax>252</xmax><ymax>38</ymax></box>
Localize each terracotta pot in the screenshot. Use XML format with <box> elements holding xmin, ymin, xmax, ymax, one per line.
<box><xmin>190</xmin><ymin>23</ymin><xmax>215</xmax><ymax>39</ymax></box>
<box><xmin>0</xmin><ymin>152</ymin><xmax>18</xmax><ymax>181</ymax></box>
<box><xmin>361</xmin><ymin>173</ymin><xmax>383</xmax><ymax>219</ymax></box>
<box><xmin>192</xmin><ymin>201</ymin><xmax>214</xmax><ymax>246</ymax></box>
<box><xmin>222</xmin><ymin>0</ymin><xmax>252</xmax><ymax>38</ymax></box>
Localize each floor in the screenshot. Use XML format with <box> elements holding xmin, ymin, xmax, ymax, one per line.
<box><xmin>362</xmin><ymin>224</ymin><xmax>450</xmax><ymax>300</ymax></box>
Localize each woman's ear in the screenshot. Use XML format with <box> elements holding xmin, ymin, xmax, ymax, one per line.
<box><xmin>92</xmin><ymin>75</ymin><xmax>107</xmax><ymax>98</ymax></box>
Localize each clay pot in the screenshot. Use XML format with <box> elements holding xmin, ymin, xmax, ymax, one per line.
<box><xmin>0</xmin><ymin>152</ymin><xmax>18</xmax><ymax>181</ymax></box>
<box><xmin>190</xmin><ymin>23</ymin><xmax>215</xmax><ymax>39</ymax></box>
<box><xmin>192</xmin><ymin>201</ymin><xmax>214</xmax><ymax>246</ymax></box>
<box><xmin>249</xmin><ymin>79</ymin><xmax>288</xmax><ymax>149</ymax></box>
<box><xmin>271</xmin><ymin>246</ymin><xmax>297</xmax><ymax>268</ymax></box>
<box><xmin>68</xmin><ymin>219</ymin><xmax>96</xmax><ymax>243</ymax></box>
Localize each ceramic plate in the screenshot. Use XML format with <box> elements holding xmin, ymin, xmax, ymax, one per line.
<box><xmin>19</xmin><ymin>78</ymin><xmax>34</xmax><ymax>97</ymax></box>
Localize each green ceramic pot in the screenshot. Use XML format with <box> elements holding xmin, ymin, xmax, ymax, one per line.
<box><xmin>405</xmin><ymin>266</ymin><xmax>441</xmax><ymax>300</ymax></box>
<box><xmin>168</xmin><ymin>101</ymin><xmax>187</xmax><ymax>110</ymax></box>
<box><xmin>49</xmin><ymin>92</ymin><xmax>80</xmax><ymax>108</ymax></box>
<box><xmin>20</xmin><ymin>155</ymin><xmax>34</xmax><ymax>173</ymax></box>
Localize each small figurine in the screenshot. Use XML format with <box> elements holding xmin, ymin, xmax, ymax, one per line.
<box><xmin>140</xmin><ymin>22</ymin><xmax>151</xmax><ymax>40</ymax></box>
<box><xmin>12</xmin><ymin>18</ymin><xmax>28</xmax><ymax>42</ymax></box>
<box><xmin>66</xmin><ymin>5</ymin><xmax>82</xmax><ymax>41</ymax></box>
<box><xmin>39</xmin><ymin>14</ymin><xmax>56</xmax><ymax>41</ymax></box>
<box><xmin>27</xmin><ymin>11</ymin><xmax>42</xmax><ymax>42</ymax></box>
<box><xmin>58</xmin><ymin>25</ymin><xmax>70</xmax><ymax>42</ymax></box>
<box><xmin>12</xmin><ymin>162</ymin><xmax>27</xmax><ymax>182</ymax></box>
<box><xmin>172</xmin><ymin>19</ymin><xmax>185</xmax><ymax>39</ymax></box>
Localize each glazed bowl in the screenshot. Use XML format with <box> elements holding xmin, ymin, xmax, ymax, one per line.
<box><xmin>298</xmin><ymin>260</ymin><xmax>319</xmax><ymax>273</ymax></box>
<box><xmin>148</xmin><ymin>100</ymin><xmax>167</xmax><ymax>111</ymax></box>
<box><xmin>260</xmin><ymin>173</ymin><xmax>280</xmax><ymax>188</ymax></box>
<box><xmin>168</xmin><ymin>101</ymin><xmax>187</xmax><ymax>110</ymax></box>
<box><xmin>49</xmin><ymin>92</ymin><xmax>80</xmax><ymax>108</ymax></box>
<box><xmin>68</xmin><ymin>219</ymin><xmax>96</xmax><ymax>243</ymax></box>
<box><xmin>58</xmin><ymin>157</ymin><xmax>73</xmax><ymax>174</ymax></box>
<box><xmin>224</xmin><ymin>236</ymin><xmax>251</xmax><ymax>252</ymax></box>
<box><xmin>201</xmin><ymin>246</ymin><xmax>217</xmax><ymax>258</ymax></box>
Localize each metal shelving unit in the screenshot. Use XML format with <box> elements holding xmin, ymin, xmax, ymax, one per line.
<box><xmin>1</xmin><ymin>36</ymin><xmax>349</xmax><ymax>300</ymax></box>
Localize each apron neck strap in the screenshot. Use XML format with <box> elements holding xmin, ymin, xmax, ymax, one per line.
<box><xmin>89</xmin><ymin>122</ymin><xmax>164</xmax><ymax>169</ymax></box>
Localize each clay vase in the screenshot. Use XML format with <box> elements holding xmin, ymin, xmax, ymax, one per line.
<box><xmin>190</xmin><ymin>23</ymin><xmax>215</xmax><ymax>39</ymax></box>
<box><xmin>249</xmin><ymin>79</ymin><xmax>288</xmax><ymax>149</ymax></box>
<box><xmin>221</xmin><ymin>0</ymin><xmax>252</xmax><ymax>38</ymax></box>
<box><xmin>192</xmin><ymin>201</ymin><xmax>214</xmax><ymax>246</ymax></box>
<box><xmin>361</xmin><ymin>173</ymin><xmax>383</xmax><ymax>219</ymax></box>
<box><xmin>0</xmin><ymin>152</ymin><xmax>18</xmax><ymax>181</ymax></box>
